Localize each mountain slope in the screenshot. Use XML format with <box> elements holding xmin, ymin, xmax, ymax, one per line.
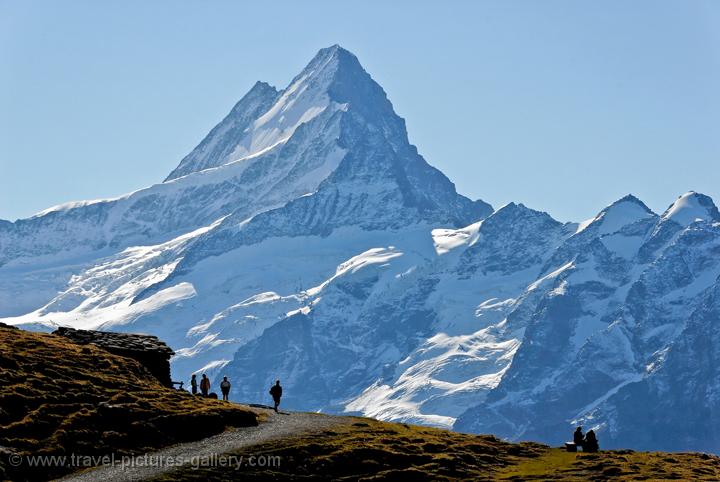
<box><xmin>2</xmin><ymin>45</ymin><xmax>719</xmax><ymax>454</ymax></box>
<box><xmin>595</xmin><ymin>277</ymin><xmax>720</xmax><ymax>452</ymax></box>
<box><xmin>455</xmin><ymin>192</ymin><xmax>720</xmax><ymax>451</ymax></box>
<box><xmin>129</xmin><ymin>45</ymin><xmax>491</xmax><ymax>302</ymax></box>
<box><xmin>1</xmin><ymin>45</ymin><xmax>494</xmax><ymax>418</ymax></box>
<box><xmin>165</xmin><ymin>81</ymin><xmax>280</xmax><ymax>180</ymax></box>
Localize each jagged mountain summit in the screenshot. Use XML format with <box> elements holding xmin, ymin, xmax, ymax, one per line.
<box><xmin>454</xmin><ymin>191</ymin><xmax>720</xmax><ymax>451</ymax></box>
<box><xmin>0</xmin><ymin>45</ymin><xmax>489</xmax><ymax>315</ymax></box>
<box><xmin>1</xmin><ymin>46</ymin><xmax>718</xmax><ymax>453</ymax></box>
<box><xmin>165</xmin><ymin>81</ymin><xmax>281</xmax><ymax>181</ymax></box>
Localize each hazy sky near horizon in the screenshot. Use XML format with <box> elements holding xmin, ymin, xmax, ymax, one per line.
<box><xmin>1</xmin><ymin>1</ymin><xmax>719</xmax><ymax>222</ymax></box>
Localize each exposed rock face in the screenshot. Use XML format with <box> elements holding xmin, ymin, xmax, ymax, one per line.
<box><xmin>454</xmin><ymin>193</ymin><xmax>720</xmax><ymax>451</ymax></box>
<box><xmin>53</xmin><ymin>327</ymin><xmax>174</xmax><ymax>387</ymax></box>
<box><xmin>164</xmin><ymin>81</ymin><xmax>281</xmax><ymax>181</ymax></box>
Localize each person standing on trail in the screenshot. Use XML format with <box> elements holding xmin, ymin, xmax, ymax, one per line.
<box><xmin>200</xmin><ymin>373</ymin><xmax>210</xmax><ymax>397</ymax></box>
<box><xmin>220</xmin><ymin>376</ymin><xmax>231</xmax><ymax>401</ymax></box>
<box><xmin>269</xmin><ymin>380</ymin><xmax>283</xmax><ymax>413</ymax></box>
<box><xmin>190</xmin><ymin>374</ymin><xmax>198</xmax><ymax>395</ymax></box>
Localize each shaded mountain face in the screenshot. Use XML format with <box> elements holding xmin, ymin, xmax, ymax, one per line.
<box><xmin>1</xmin><ymin>46</ymin><xmax>719</xmax><ymax>453</ymax></box>
<box><xmin>454</xmin><ymin>192</ymin><xmax>720</xmax><ymax>451</ymax></box>
<box><xmin>600</xmin><ymin>278</ymin><xmax>720</xmax><ymax>452</ymax></box>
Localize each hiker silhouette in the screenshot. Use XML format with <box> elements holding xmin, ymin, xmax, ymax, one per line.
<box><xmin>190</xmin><ymin>374</ymin><xmax>198</xmax><ymax>395</ymax></box>
<box><xmin>200</xmin><ymin>374</ymin><xmax>210</xmax><ymax>397</ymax></box>
<box><xmin>220</xmin><ymin>376</ymin><xmax>231</xmax><ymax>401</ymax></box>
<box><xmin>269</xmin><ymin>380</ymin><xmax>282</xmax><ymax>413</ymax></box>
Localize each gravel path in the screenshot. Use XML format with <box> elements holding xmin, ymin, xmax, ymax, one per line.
<box><xmin>57</xmin><ymin>408</ymin><xmax>345</xmax><ymax>482</ymax></box>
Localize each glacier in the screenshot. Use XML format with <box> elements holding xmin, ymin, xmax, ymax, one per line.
<box><xmin>2</xmin><ymin>44</ymin><xmax>719</xmax><ymax>452</ymax></box>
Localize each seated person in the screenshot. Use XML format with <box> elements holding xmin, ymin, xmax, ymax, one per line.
<box><xmin>573</xmin><ymin>426</ymin><xmax>584</xmax><ymax>447</ymax></box>
<box><xmin>584</xmin><ymin>429</ymin><xmax>599</xmax><ymax>452</ymax></box>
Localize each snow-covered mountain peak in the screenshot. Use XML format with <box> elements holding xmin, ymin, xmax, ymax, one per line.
<box><xmin>1</xmin><ymin>45</ymin><xmax>493</xmax><ymax>272</ymax></box>
<box><xmin>609</xmin><ymin>194</ymin><xmax>651</xmax><ymax>210</ymax></box>
<box><xmin>577</xmin><ymin>194</ymin><xmax>656</xmax><ymax>236</ymax></box>
<box><xmin>166</xmin><ymin>45</ymin><xmax>393</xmax><ymax>183</ymax></box>
<box><xmin>298</xmin><ymin>44</ymin><xmax>371</xmax><ymax>92</ymax></box>
<box><xmin>165</xmin><ymin>80</ymin><xmax>281</xmax><ymax>180</ymax></box>
<box><xmin>485</xmin><ymin>202</ymin><xmax>559</xmax><ymax>226</ymax></box>
<box><xmin>660</xmin><ymin>191</ymin><xmax>720</xmax><ymax>227</ymax></box>
<box><xmin>243</xmin><ymin>80</ymin><xmax>279</xmax><ymax>102</ymax></box>
<box><xmin>239</xmin><ymin>47</ymin><xmax>359</xmax><ymax>156</ymax></box>
<box><xmin>296</xmin><ymin>44</ymin><xmax>354</xmax><ymax>78</ymax></box>
<box><xmin>493</xmin><ymin>201</ymin><xmax>530</xmax><ymax>214</ymax></box>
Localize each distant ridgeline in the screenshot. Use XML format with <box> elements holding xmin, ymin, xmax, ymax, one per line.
<box><xmin>53</xmin><ymin>327</ymin><xmax>175</xmax><ymax>387</ymax></box>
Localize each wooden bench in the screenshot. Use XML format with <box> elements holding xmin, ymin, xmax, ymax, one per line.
<box><xmin>565</xmin><ymin>442</ymin><xmax>581</xmax><ymax>452</ymax></box>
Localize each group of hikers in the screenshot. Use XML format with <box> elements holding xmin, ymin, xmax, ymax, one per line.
<box><xmin>182</xmin><ymin>373</ymin><xmax>599</xmax><ymax>446</ymax></box>
<box><xmin>188</xmin><ymin>373</ymin><xmax>284</xmax><ymax>412</ymax></box>
<box><xmin>570</xmin><ymin>426</ymin><xmax>599</xmax><ymax>452</ymax></box>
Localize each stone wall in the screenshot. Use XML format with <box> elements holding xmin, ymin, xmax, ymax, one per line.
<box><xmin>53</xmin><ymin>327</ymin><xmax>175</xmax><ymax>387</ymax></box>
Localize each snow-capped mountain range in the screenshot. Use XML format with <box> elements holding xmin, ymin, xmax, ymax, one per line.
<box><xmin>2</xmin><ymin>45</ymin><xmax>719</xmax><ymax>452</ymax></box>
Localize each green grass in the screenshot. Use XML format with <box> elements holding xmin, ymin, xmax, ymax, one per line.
<box><xmin>496</xmin><ymin>448</ymin><xmax>577</xmax><ymax>479</ymax></box>
<box><xmin>0</xmin><ymin>325</ymin><xmax>260</xmax><ymax>481</ymax></box>
<box><xmin>497</xmin><ymin>448</ymin><xmax>720</xmax><ymax>480</ymax></box>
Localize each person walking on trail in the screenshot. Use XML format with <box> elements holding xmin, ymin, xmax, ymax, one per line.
<box><xmin>220</xmin><ymin>376</ymin><xmax>231</xmax><ymax>401</ymax></box>
<box><xmin>269</xmin><ymin>380</ymin><xmax>282</xmax><ymax>413</ymax></box>
<box><xmin>200</xmin><ymin>374</ymin><xmax>210</xmax><ymax>397</ymax></box>
<box><xmin>190</xmin><ymin>374</ymin><xmax>198</xmax><ymax>395</ymax></box>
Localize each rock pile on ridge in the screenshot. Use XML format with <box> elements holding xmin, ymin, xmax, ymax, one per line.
<box><xmin>54</xmin><ymin>326</ymin><xmax>175</xmax><ymax>386</ymax></box>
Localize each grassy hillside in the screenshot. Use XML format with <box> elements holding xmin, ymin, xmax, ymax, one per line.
<box><xmin>498</xmin><ymin>447</ymin><xmax>720</xmax><ymax>480</ymax></box>
<box><xmin>152</xmin><ymin>417</ymin><xmax>720</xmax><ymax>481</ymax></box>
<box><xmin>152</xmin><ymin>417</ymin><xmax>546</xmax><ymax>481</ymax></box>
<box><xmin>0</xmin><ymin>324</ymin><xmax>258</xmax><ymax>481</ymax></box>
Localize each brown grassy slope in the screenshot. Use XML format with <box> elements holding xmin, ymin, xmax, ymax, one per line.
<box><xmin>497</xmin><ymin>447</ymin><xmax>720</xmax><ymax>480</ymax></box>
<box><xmin>152</xmin><ymin>417</ymin><xmax>547</xmax><ymax>481</ymax></box>
<box><xmin>0</xmin><ymin>324</ymin><xmax>258</xmax><ymax>481</ymax></box>
<box><xmin>153</xmin><ymin>417</ymin><xmax>720</xmax><ymax>482</ymax></box>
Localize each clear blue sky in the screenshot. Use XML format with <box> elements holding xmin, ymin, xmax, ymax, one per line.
<box><xmin>1</xmin><ymin>1</ymin><xmax>719</xmax><ymax>222</ymax></box>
